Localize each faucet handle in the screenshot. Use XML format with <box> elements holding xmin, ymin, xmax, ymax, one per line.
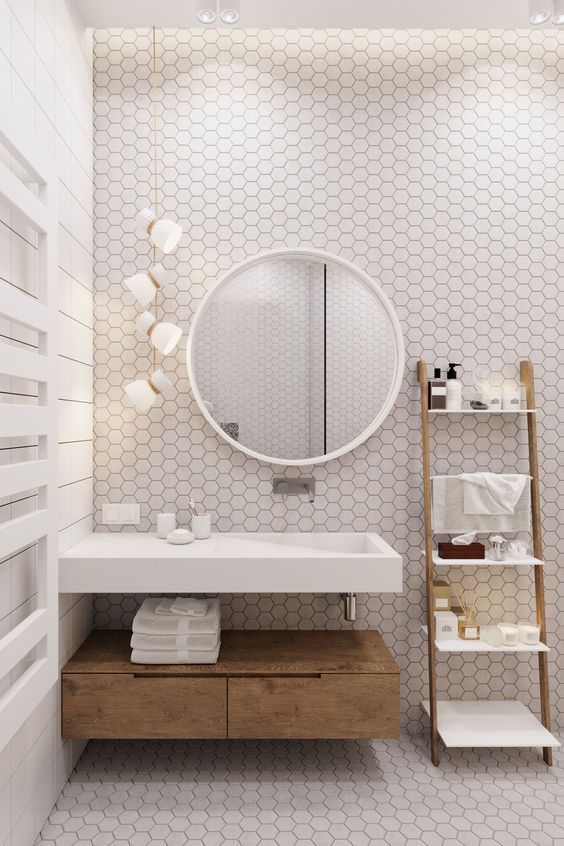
<box><xmin>276</xmin><ymin>480</ymin><xmax>289</xmax><ymax>500</ymax></box>
<box><xmin>272</xmin><ymin>477</ymin><xmax>315</xmax><ymax>503</ymax></box>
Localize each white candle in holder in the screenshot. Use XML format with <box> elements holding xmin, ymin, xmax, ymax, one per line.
<box><xmin>498</xmin><ymin>623</ymin><xmax>519</xmax><ymax>647</ymax></box>
<box><xmin>157</xmin><ymin>512</ymin><xmax>176</xmax><ymax>539</ymax></box>
<box><xmin>519</xmin><ymin>622</ymin><xmax>541</xmax><ymax>645</ymax></box>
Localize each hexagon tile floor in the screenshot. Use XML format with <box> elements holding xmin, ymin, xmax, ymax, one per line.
<box><xmin>36</xmin><ymin>736</ymin><xmax>564</xmax><ymax>846</ymax></box>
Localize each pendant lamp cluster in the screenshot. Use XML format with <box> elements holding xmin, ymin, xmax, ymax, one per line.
<box><xmin>124</xmin><ymin>28</ymin><xmax>184</xmax><ymax>414</ymax></box>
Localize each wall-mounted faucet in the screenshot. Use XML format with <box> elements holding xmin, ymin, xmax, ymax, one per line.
<box><xmin>273</xmin><ymin>477</ymin><xmax>316</xmax><ymax>503</ymax></box>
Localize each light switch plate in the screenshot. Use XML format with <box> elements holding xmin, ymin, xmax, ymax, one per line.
<box><xmin>102</xmin><ymin>503</ymin><xmax>141</xmax><ymax>525</ymax></box>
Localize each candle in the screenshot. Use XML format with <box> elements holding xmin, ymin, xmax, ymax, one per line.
<box><xmin>519</xmin><ymin>622</ymin><xmax>541</xmax><ymax>645</ymax></box>
<box><xmin>498</xmin><ymin>623</ymin><xmax>519</xmax><ymax>647</ymax></box>
<box><xmin>157</xmin><ymin>512</ymin><xmax>176</xmax><ymax>539</ymax></box>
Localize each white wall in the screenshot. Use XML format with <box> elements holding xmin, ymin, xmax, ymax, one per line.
<box><xmin>0</xmin><ymin>2</ymin><xmax>94</xmax><ymax>845</ymax></box>
<box><xmin>92</xmin><ymin>28</ymin><xmax>564</xmax><ymax>733</ymax></box>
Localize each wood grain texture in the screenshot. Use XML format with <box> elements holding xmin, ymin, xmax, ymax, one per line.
<box><xmin>62</xmin><ymin>630</ymin><xmax>400</xmax><ymax>676</ymax></box>
<box><xmin>62</xmin><ymin>674</ymin><xmax>227</xmax><ymax>739</ymax></box>
<box><xmin>520</xmin><ymin>358</ymin><xmax>553</xmax><ymax>766</ymax></box>
<box><xmin>418</xmin><ymin>359</ymin><xmax>440</xmax><ymax>766</ymax></box>
<box><xmin>228</xmin><ymin>674</ymin><xmax>400</xmax><ymax>739</ymax></box>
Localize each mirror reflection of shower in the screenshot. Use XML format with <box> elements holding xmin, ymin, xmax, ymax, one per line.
<box><xmin>192</xmin><ymin>254</ymin><xmax>400</xmax><ymax>464</ymax></box>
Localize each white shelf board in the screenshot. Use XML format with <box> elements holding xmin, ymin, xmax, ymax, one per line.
<box><xmin>432</xmin><ymin>553</ymin><xmax>543</xmax><ymax>567</ymax></box>
<box><xmin>428</xmin><ymin>408</ymin><xmax>536</xmax><ymax>414</ymax></box>
<box><xmin>421</xmin><ymin>699</ymin><xmax>560</xmax><ymax>748</ymax></box>
<box><xmin>421</xmin><ymin>626</ymin><xmax>549</xmax><ymax>653</ymax></box>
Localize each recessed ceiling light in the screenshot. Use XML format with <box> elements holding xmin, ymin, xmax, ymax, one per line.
<box><xmin>528</xmin><ymin>0</ymin><xmax>552</xmax><ymax>24</ymax></box>
<box><xmin>553</xmin><ymin>0</ymin><xmax>564</xmax><ymax>23</ymax></box>
<box><xmin>219</xmin><ymin>0</ymin><xmax>240</xmax><ymax>24</ymax></box>
<box><xmin>196</xmin><ymin>2</ymin><xmax>217</xmax><ymax>24</ymax></box>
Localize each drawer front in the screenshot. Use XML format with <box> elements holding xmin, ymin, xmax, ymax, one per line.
<box><xmin>63</xmin><ymin>674</ymin><xmax>226</xmax><ymax>739</ymax></box>
<box><xmin>228</xmin><ymin>674</ymin><xmax>399</xmax><ymax>739</ymax></box>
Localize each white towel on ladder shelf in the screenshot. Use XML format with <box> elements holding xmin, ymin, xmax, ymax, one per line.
<box><xmin>431</xmin><ymin>475</ymin><xmax>531</xmax><ymax>534</ymax></box>
<box><xmin>460</xmin><ymin>473</ymin><xmax>529</xmax><ymax>515</ymax></box>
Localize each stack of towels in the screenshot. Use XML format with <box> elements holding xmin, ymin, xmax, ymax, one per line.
<box><xmin>130</xmin><ymin>597</ymin><xmax>220</xmax><ymax>665</ymax></box>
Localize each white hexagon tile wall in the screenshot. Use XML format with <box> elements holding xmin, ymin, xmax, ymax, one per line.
<box><xmin>93</xmin><ymin>28</ymin><xmax>564</xmax><ymax>733</ymax></box>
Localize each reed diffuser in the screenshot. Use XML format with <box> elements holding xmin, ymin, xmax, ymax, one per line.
<box><xmin>454</xmin><ymin>586</ymin><xmax>480</xmax><ymax>640</ymax></box>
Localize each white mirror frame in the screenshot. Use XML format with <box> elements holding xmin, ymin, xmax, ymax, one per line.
<box><xmin>187</xmin><ymin>248</ymin><xmax>405</xmax><ymax>466</ymax></box>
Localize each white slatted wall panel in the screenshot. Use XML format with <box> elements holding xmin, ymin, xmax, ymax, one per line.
<box><xmin>0</xmin><ymin>101</ymin><xmax>58</xmax><ymax>753</ymax></box>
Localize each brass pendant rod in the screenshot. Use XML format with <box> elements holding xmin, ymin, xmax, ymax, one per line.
<box><xmin>151</xmin><ymin>25</ymin><xmax>158</xmax><ymax>370</ymax></box>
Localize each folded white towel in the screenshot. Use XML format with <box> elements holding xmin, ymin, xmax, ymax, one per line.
<box><xmin>130</xmin><ymin>643</ymin><xmax>220</xmax><ymax>665</ymax></box>
<box><xmin>155</xmin><ymin>597</ymin><xmax>208</xmax><ymax>617</ymax></box>
<box><xmin>133</xmin><ymin>597</ymin><xmax>220</xmax><ymax>635</ymax></box>
<box><xmin>461</xmin><ymin>473</ymin><xmax>528</xmax><ymax>515</ymax></box>
<box><xmin>171</xmin><ymin>597</ymin><xmax>208</xmax><ymax>616</ymax></box>
<box><xmin>130</xmin><ymin>631</ymin><xmax>219</xmax><ymax>651</ymax></box>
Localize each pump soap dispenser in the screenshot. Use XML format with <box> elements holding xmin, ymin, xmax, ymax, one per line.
<box><xmin>446</xmin><ymin>363</ymin><xmax>462</xmax><ymax>411</ymax></box>
<box><xmin>428</xmin><ymin>367</ymin><xmax>447</xmax><ymax>410</ymax></box>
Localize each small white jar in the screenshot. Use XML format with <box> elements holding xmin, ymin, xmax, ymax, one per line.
<box><xmin>192</xmin><ymin>514</ymin><xmax>211</xmax><ymax>540</ymax></box>
<box><xmin>519</xmin><ymin>621</ymin><xmax>541</xmax><ymax>645</ymax></box>
<box><xmin>502</xmin><ymin>382</ymin><xmax>521</xmax><ymax>411</ymax></box>
<box><xmin>157</xmin><ymin>512</ymin><xmax>176</xmax><ymax>539</ymax></box>
<box><xmin>482</xmin><ymin>624</ymin><xmax>504</xmax><ymax>647</ymax></box>
<box><xmin>498</xmin><ymin>622</ymin><xmax>519</xmax><ymax>647</ymax></box>
<box><xmin>488</xmin><ymin>386</ymin><xmax>502</xmax><ymax>410</ymax></box>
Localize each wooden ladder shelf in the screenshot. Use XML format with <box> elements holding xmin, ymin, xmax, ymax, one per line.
<box><xmin>417</xmin><ymin>359</ymin><xmax>558</xmax><ymax>766</ymax></box>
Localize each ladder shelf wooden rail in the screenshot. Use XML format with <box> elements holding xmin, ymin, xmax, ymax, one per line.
<box><xmin>417</xmin><ymin>358</ymin><xmax>557</xmax><ymax>766</ymax></box>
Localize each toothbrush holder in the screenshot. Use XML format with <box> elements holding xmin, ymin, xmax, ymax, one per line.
<box><xmin>192</xmin><ymin>513</ymin><xmax>211</xmax><ymax>540</ymax></box>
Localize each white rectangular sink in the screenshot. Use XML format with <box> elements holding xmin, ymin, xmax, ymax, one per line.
<box><xmin>59</xmin><ymin>532</ymin><xmax>402</xmax><ymax>594</ymax></box>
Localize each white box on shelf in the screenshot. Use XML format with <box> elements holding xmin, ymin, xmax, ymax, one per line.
<box><xmin>434</xmin><ymin>611</ymin><xmax>459</xmax><ymax>641</ymax></box>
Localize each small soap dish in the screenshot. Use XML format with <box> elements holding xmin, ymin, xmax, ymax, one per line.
<box><xmin>167</xmin><ymin>528</ymin><xmax>194</xmax><ymax>545</ymax></box>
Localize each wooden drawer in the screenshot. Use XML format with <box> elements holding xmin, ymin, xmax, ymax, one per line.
<box><xmin>63</xmin><ymin>674</ymin><xmax>226</xmax><ymax>739</ymax></box>
<box><xmin>227</xmin><ymin>674</ymin><xmax>399</xmax><ymax>739</ymax></box>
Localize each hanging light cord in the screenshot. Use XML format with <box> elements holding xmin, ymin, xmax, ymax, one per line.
<box><xmin>151</xmin><ymin>25</ymin><xmax>158</xmax><ymax>370</ymax></box>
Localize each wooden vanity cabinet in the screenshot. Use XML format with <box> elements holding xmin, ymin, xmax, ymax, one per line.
<box><xmin>62</xmin><ymin>630</ymin><xmax>400</xmax><ymax>740</ymax></box>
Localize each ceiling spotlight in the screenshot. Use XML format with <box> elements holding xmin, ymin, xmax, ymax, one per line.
<box><xmin>219</xmin><ymin>0</ymin><xmax>240</xmax><ymax>24</ymax></box>
<box><xmin>528</xmin><ymin>0</ymin><xmax>552</xmax><ymax>24</ymax></box>
<box><xmin>553</xmin><ymin>0</ymin><xmax>564</xmax><ymax>23</ymax></box>
<box><xmin>196</xmin><ymin>2</ymin><xmax>217</xmax><ymax>24</ymax></box>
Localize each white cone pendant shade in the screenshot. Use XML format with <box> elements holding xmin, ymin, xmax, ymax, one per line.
<box><xmin>124</xmin><ymin>369</ymin><xmax>173</xmax><ymax>413</ymax></box>
<box><xmin>554</xmin><ymin>0</ymin><xmax>564</xmax><ymax>23</ymax></box>
<box><xmin>138</xmin><ymin>208</ymin><xmax>182</xmax><ymax>253</ymax></box>
<box><xmin>136</xmin><ymin>311</ymin><xmax>182</xmax><ymax>356</ymax></box>
<box><xmin>528</xmin><ymin>0</ymin><xmax>552</xmax><ymax>23</ymax></box>
<box><xmin>125</xmin><ymin>263</ymin><xmax>168</xmax><ymax>307</ymax></box>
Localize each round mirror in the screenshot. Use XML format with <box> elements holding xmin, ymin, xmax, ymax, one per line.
<box><xmin>187</xmin><ymin>250</ymin><xmax>404</xmax><ymax>466</ymax></box>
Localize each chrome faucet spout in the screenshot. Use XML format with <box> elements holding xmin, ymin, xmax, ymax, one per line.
<box><xmin>273</xmin><ymin>477</ymin><xmax>315</xmax><ymax>503</ymax></box>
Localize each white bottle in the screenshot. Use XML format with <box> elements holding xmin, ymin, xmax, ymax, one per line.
<box><xmin>445</xmin><ymin>363</ymin><xmax>462</xmax><ymax>410</ymax></box>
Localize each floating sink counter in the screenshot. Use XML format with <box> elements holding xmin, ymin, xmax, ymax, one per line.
<box><xmin>59</xmin><ymin>532</ymin><xmax>402</xmax><ymax>594</ymax></box>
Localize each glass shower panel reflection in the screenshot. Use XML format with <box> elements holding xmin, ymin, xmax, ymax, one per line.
<box><xmin>308</xmin><ymin>263</ymin><xmax>325</xmax><ymax>457</ymax></box>
<box><xmin>325</xmin><ymin>264</ymin><xmax>397</xmax><ymax>454</ymax></box>
<box><xmin>193</xmin><ymin>256</ymin><xmax>327</xmax><ymax>461</ymax></box>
